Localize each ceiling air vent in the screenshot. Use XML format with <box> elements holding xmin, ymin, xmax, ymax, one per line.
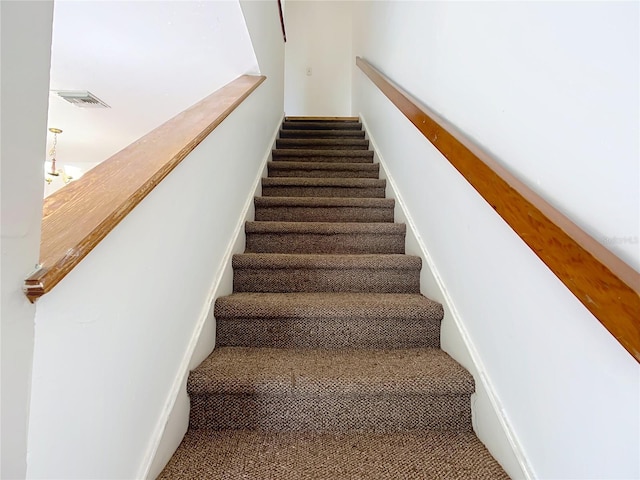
<box><xmin>56</xmin><ymin>90</ymin><xmax>110</xmax><ymax>108</ymax></box>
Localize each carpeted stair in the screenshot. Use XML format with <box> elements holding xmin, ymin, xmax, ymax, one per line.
<box><xmin>159</xmin><ymin>117</ymin><xmax>509</xmax><ymax>479</ymax></box>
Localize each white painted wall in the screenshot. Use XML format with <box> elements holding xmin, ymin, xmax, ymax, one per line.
<box><xmin>0</xmin><ymin>2</ymin><xmax>54</xmax><ymax>478</ymax></box>
<box><xmin>26</xmin><ymin>82</ymin><xmax>280</xmax><ymax>480</ymax></box>
<box><xmin>46</xmin><ymin>0</ymin><xmax>259</xmax><ymax>184</ymax></box>
<box><xmin>284</xmin><ymin>1</ymin><xmax>353</xmax><ymax>116</ymax></box>
<box><xmin>242</xmin><ymin>0</ymin><xmax>286</xmax><ymax>96</ymax></box>
<box><xmin>146</xmin><ymin>1</ymin><xmax>286</xmax><ymax>476</ymax></box>
<box><xmin>25</xmin><ymin>2</ymin><xmax>284</xmax><ymax>479</ymax></box>
<box><xmin>352</xmin><ymin>2</ymin><xmax>639</xmax><ymax>479</ymax></box>
<box><xmin>364</xmin><ymin>120</ymin><xmax>527</xmax><ymax>478</ymax></box>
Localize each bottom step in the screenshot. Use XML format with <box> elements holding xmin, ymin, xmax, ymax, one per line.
<box><xmin>158</xmin><ymin>429</ymin><xmax>509</xmax><ymax>479</ymax></box>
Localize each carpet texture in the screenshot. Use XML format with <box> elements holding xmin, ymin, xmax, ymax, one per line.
<box><xmin>279</xmin><ymin>128</ymin><xmax>365</xmax><ymax>138</ymax></box>
<box><xmin>281</xmin><ymin>120</ymin><xmax>363</xmax><ymax>130</ymax></box>
<box><xmin>245</xmin><ymin>221</ymin><xmax>405</xmax><ymax>254</ymax></box>
<box><xmin>272</xmin><ymin>148</ymin><xmax>374</xmax><ymax>162</ymax></box>
<box><xmin>261</xmin><ymin>177</ymin><xmax>387</xmax><ymax>198</ymax></box>
<box><xmin>215</xmin><ymin>293</ymin><xmax>442</xmax><ymax>349</ymax></box>
<box><xmin>158</xmin><ymin>430</ymin><xmax>509</xmax><ymax>480</ymax></box>
<box><xmin>267</xmin><ymin>161</ymin><xmax>380</xmax><ymax>178</ymax></box>
<box><xmin>254</xmin><ymin>196</ymin><xmax>396</xmax><ymax>223</ymax></box>
<box><xmin>232</xmin><ymin>253</ymin><xmax>422</xmax><ymax>293</ymax></box>
<box><xmin>159</xmin><ymin>117</ymin><xmax>509</xmax><ymax>479</ymax></box>
<box><xmin>276</xmin><ymin>138</ymin><xmax>370</xmax><ymax>150</ymax></box>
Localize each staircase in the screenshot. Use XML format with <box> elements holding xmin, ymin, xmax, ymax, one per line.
<box><xmin>159</xmin><ymin>118</ymin><xmax>508</xmax><ymax>479</ymax></box>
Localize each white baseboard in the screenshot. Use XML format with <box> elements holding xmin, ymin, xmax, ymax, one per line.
<box><xmin>359</xmin><ymin>114</ymin><xmax>533</xmax><ymax>480</ymax></box>
<box><xmin>138</xmin><ymin>113</ymin><xmax>283</xmax><ymax>480</ymax></box>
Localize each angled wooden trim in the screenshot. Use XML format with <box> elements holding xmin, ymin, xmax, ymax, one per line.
<box><xmin>356</xmin><ymin>56</ymin><xmax>640</xmax><ymax>362</ymax></box>
<box><xmin>24</xmin><ymin>75</ymin><xmax>266</xmax><ymax>303</ymax></box>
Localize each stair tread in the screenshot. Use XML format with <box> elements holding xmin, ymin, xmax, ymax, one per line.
<box><xmin>285</xmin><ymin>116</ymin><xmax>360</xmax><ymax>121</ymax></box>
<box><xmin>273</xmin><ymin>148</ymin><xmax>373</xmax><ymax>157</ymax></box>
<box><xmin>278</xmin><ymin>138</ymin><xmax>368</xmax><ymax>145</ymax></box>
<box><xmin>280</xmin><ymin>129</ymin><xmax>366</xmax><ymax>137</ymax></box>
<box><xmin>267</xmin><ymin>162</ymin><xmax>380</xmax><ymax>178</ymax></box>
<box><xmin>262</xmin><ymin>177</ymin><xmax>385</xmax><ymax>187</ymax></box>
<box><xmin>268</xmin><ymin>161</ymin><xmax>378</xmax><ymax>171</ymax></box>
<box><xmin>160</xmin><ymin>429</ymin><xmax>508</xmax><ymax>480</ymax></box>
<box><xmin>254</xmin><ymin>197</ymin><xmax>395</xmax><ymax>223</ymax></box>
<box><xmin>232</xmin><ymin>253</ymin><xmax>421</xmax><ymax>270</ymax></box>
<box><xmin>216</xmin><ymin>291</ymin><xmax>441</xmax><ymax>348</ymax></box>
<box><xmin>189</xmin><ymin>347</ymin><xmax>473</xmax><ymax>396</ymax></box>
<box><xmin>245</xmin><ymin>221</ymin><xmax>404</xmax><ymax>234</ymax></box>
<box><xmin>215</xmin><ymin>292</ymin><xmax>442</xmax><ymax>320</ymax></box>
<box><xmin>255</xmin><ymin>196</ymin><xmax>394</xmax><ymax>207</ymax></box>
<box><xmin>245</xmin><ymin>221</ymin><xmax>406</xmax><ymax>254</ymax></box>
<box><xmin>282</xmin><ymin>121</ymin><xmax>363</xmax><ymax>130</ymax></box>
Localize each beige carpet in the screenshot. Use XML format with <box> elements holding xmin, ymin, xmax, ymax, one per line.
<box><xmin>158</xmin><ymin>117</ymin><xmax>509</xmax><ymax>479</ymax></box>
<box><xmin>159</xmin><ymin>430</ymin><xmax>509</xmax><ymax>480</ymax></box>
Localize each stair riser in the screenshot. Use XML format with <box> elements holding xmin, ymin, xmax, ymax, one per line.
<box><xmin>254</xmin><ymin>206</ymin><xmax>395</xmax><ymax>223</ymax></box>
<box><xmin>276</xmin><ymin>141</ymin><xmax>370</xmax><ymax>150</ymax></box>
<box><xmin>272</xmin><ymin>154</ymin><xmax>374</xmax><ymax>164</ymax></box>
<box><xmin>233</xmin><ymin>268</ymin><xmax>421</xmax><ymax>293</ymax></box>
<box><xmin>216</xmin><ymin>317</ymin><xmax>440</xmax><ymax>349</ymax></box>
<box><xmin>245</xmin><ymin>233</ymin><xmax>405</xmax><ymax>254</ymax></box>
<box><xmin>267</xmin><ymin>167</ymin><xmax>379</xmax><ymax>179</ymax></box>
<box><xmin>282</xmin><ymin>122</ymin><xmax>362</xmax><ymax>130</ymax></box>
<box><xmin>189</xmin><ymin>394</ymin><xmax>472</xmax><ymax>432</ymax></box>
<box><xmin>262</xmin><ymin>186</ymin><xmax>386</xmax><ymax>198</ymax></box>
<box><xmin>279</xmin><ymin>129</ymin><xmax>365</xmax><ymax>138</ymax></box>
<box><xmin>285</xmin><ymin>117</ymin><xmax>359</xmax><ymax>121</ymax></box>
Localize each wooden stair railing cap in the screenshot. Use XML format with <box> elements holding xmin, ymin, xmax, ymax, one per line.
<box><xmin>356</xmin><ymin>56</ymin><xmax>640</xmax><ymax>362</ymax></box>
<box><xmin>24</xmin><ymin>74</ymin><xmax>266</xmax><ymax>302</ymax></box>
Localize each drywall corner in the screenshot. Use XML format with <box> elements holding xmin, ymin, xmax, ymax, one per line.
<box><xmin>1</xmin><ymin>2</ymin><xmax>54</xmax><ymax>479</ymax></box>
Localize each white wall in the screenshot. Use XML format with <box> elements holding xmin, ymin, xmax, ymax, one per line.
<box><xmin>284</xmin><ymin>1</ymin><xmax>353</xmax><ymax>116</ymax></box>
<box><xmin>146</xmin><ymin>1</ymin><xmax>286</xmax><ymax>476</ymax></box>
<box><xmin>0</xmin><ymin>2</ymin><xmax>54</xmax><ymax>478</ymax></box>
<box><xmin>26</xmin><ymin>83</ymin><xmax>279</xmax><ymax>480</ymax></box>
<box><xmin>242</xmin><ymin>0</ymin><xmax>286</xmax><ymax>97</ymax></box>
<box><xmin>46</xmin><ymin>0</ymin><xmax>259</xmax><ymax>183</ymax></box>
<box><xmin>353</xmin><ymin>2</ymin><xmax>639</xmax><ymax>479</ymax></box>
<box><xmin>25</xmin><ymin>2</ymin><xmax>285</xmax><ymax>479</ymax></box>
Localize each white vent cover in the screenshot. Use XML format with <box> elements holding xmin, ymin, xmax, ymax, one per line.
<box><xmin>56</xmin><ymin>90</ymin><xmax>110</xmax><ymax>108</ymax></box>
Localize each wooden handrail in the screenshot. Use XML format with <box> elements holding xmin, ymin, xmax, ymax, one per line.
<box><xmin>356</xmin><ymin>56</ymin><xmax>640</xmax><ymax>362</ymax></box>
<box><xmin>24</xmin><ymin>75</ymin><xmax>266</xmax><ymax>302</ymax></box>
<box><xmin>277</xmin><ymin>0</ymin><xmax>287</xmax><ymax>42</ymax></box>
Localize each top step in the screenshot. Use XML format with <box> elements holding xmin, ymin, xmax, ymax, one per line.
<box><xmin>283</xmin><ymin>121</ymin><xmax>362</xmax><ymax>131</ymax></box>
<box><xmin>285</xmin><ymin>116</ymin><xmax>360</xmax><ymax>122</ymax></box>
